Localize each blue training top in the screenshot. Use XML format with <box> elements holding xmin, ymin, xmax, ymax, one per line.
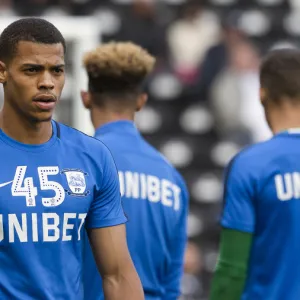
<box><xmin>222</xmin><ymin>129</ymin><xmax>300</xmax><ymax>300</ymax></box>
<box><xmin>0</xmin><ymin>120</ymin><xmax>126</xmax><ymax>300</ymax></box>
<box><xmin>83</xmin><ymin>120</ymin><xmax>189</xmax><ymax>300</ymax></box>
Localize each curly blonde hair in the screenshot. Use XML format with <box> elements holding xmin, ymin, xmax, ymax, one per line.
<box><xmin>83</xmin><ymin>42</ymin><xmax>156</xmax><ymax>93</ymax></box>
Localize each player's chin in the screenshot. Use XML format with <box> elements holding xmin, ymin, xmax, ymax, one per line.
<box><xmin>30</xmin><ymin>111</ymin><xmax>54</xmax><ymax>123</ymax></box>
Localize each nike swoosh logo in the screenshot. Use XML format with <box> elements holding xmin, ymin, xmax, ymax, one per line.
<box><xmin>0</xmin><ymin>181</ymin><xmax>13</xmax><ymax>188</ymax></box>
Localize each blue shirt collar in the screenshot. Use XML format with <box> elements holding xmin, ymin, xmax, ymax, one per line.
<box><xmin>95</xmin><ymin>120</ymin><xmax>138</xmax><ymax>137</ymax></box>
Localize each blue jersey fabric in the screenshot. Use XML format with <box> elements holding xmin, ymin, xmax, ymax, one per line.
<box><xmin>221</xmin><ymin>129</ymin><xmax>300</xmax><ymax>300</ymax></box>
<box><xmin>0</xmin><ymin>120</ymin><xmax>126</xmax><ymax>300</ymax></box>
<box><xmin>83</xmin><ymin>120</ymin><xmax>189</xmax><ymax>300</ymax></box>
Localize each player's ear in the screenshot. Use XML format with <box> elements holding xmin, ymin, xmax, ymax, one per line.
<box><xmin>0</xmin><ymin>61</ymin><xmax>7</xmax><ymax>84</ymax></box>
<box><xmin>81</xmin><ymin>91</ymin><xmax>91</xmax><ymax>109</ymax></box>
<box><xmin>136</xmin><ymin>93</ymin><xmax>148</xmax><ymax>112</ymax></box>
<box><xmin>260</xmin><ymin>88</ymin><xmax>267</xmax><ymax>107</ymax></box>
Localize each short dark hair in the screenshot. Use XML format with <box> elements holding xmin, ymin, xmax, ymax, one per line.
<box><xmin>260</xmin><ymin>49</ymin><xmax>300</xmax><ymax>102</ymax></box>
<box><xmin>0</xmin><ymin>17</ymin><xmax>66</xmax><ymax>63</ymax></box>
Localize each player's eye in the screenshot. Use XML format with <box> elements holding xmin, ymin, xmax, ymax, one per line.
<box><xmin>53</xmin><ymin>68</ymin><xmax>64</xmax><ymax>75</ymax></box>
<box><xmin>25</xmin><ymin>67</ymin><xmax>39</xmax><ymax>73</ymax></box>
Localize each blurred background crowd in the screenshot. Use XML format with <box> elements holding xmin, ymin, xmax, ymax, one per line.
<box><xmin>1</xmin><ymin>0</ymin><xmax>296</xmax><ymax>298</ymax></box>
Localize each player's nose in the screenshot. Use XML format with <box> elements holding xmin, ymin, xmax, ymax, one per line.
<box><xmin>38</xmin><ymin>72</ymin><xmax>54</xmax><ymax>90</ymax></box>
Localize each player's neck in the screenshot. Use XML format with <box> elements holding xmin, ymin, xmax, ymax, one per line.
<box><xmin>0</xmin><ymin>104</ymin><xmax>52</xmax><ymax>145</ymax></box>
<box><xmin>271</xmin><ymin>108</ymin><xmax>300</xmax><ymax>134</ymax></box>
<box><xmin>91</xmin><ymin>108</ymin><xmax>134</xmax><ymax>130</ymax></box>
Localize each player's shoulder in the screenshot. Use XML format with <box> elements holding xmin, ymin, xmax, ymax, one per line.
<box><xmin>143</xmin><ymin>140</ymin><xmax>187</xmax><ymax>187</ymax></box>
<box><xmin>57</xmin><ymin>122</ymin><xmax>111</xmax><ymax>156</ymax></box>
<box><xmin>229</xmin><ymin>137</ymin><xmax>277</xmax><ymax>173</ymax></box>
<box><xmin>143</xmin><ymin>139</ymin><xmax>175</xmax><ymax>168</ymax></box>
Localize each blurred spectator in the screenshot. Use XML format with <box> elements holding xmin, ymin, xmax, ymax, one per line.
<box><xmin>41</xmin><ymin>0</ymin><xmax>71</xmax><ymax>16</ymax></box>
<box><xmin>198</xmin><ymin>13</ymin><xmax>271</xmax><ymax>143</ymax></box>
<box><xmin>14</xmin><ymin>0</ymin><xmax>49</xmax><ymax>15</ymax></box>
<box><xmin>180</xmin><ymin>241</ymin><xmax>203</xmax><ymax>300</ymax></box>
<box><xmin>0</xmin><ymin>0</ymin><xmax>15</xmax><ymax>16</ymax></box>
<box><xmin>196</xmin><ymin>14</ymin><xmax>244</xmax><ymax>101</ymax></box>
<box><xmin>167</xmin><ymin>0</ymin><xmax>220</xmax><ymax>85</ymax></box>
<box><xmin>106</xmin><ymin>0</ymin><xmax>168</xmax><ymax>62</ymax></box>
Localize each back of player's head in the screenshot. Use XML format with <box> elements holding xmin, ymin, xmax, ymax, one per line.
<box><xmin>260</xmin><ymin>49</ymin><xmax>300</xmax><ymax>103</ymax></box>
<box><xmin>0</xmin><ymin>17</ymin><xmax>66</xmax><ymax>63</ymax></box>
<box><xmin>83</xmin><ymin>42</ymin><xmax>156</xmax><ymax>106</ymax></box>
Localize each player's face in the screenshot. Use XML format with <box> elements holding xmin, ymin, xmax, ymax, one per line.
<box><xmin>1</xmin><ymin>41</ymin><xmax>65</xmax><ymax>122</ymax></box>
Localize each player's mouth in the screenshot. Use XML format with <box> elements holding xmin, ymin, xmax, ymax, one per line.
<box><xmin>33</xmin><ymin>94</ymin><xmax>57</xmax><ymax>111</ymax></box>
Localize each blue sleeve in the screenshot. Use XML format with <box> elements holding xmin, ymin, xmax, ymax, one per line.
<box><xmin>163</xmin><ymin>179</ymin><xmax>189</xmax><ymax>299</ymax></box>
<box><xmin>221</xmin><ymin>155</ymin><xmax>256</xmax><ymax>233</ymax></box>
<box><xmin>85</xmin><ymin>144</ymin><xmax>127</xmax><ymax>229</ymax></box>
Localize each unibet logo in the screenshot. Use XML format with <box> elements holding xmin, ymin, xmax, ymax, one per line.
<box><xmin>0</xmin><ymin>213</ymin><xmax>87</xmax><ymax>243</ymax></box>
<box><xmin>118</xmin><ymin>171</ymin><xmax>182</xmax><ymax>211</ymax></box>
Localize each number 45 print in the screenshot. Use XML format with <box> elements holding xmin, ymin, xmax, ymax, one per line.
<box><xmin>11</xmin><ymin>166</ymin><xmax>65</xmax><ymax>207</ymax></box>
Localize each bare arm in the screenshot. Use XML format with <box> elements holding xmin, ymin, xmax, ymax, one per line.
<box><xmin>88</xmin><ymin>224</ymin><xmax>144</xmax><ymax>300</ymax></box>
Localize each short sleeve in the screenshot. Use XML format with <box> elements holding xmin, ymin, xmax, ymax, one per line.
<box><xmin>85</xmin><ymin>144</ymin><xmax>127</xmax><ymax>229</ymax></box>
<box><xmin>221</xmin><ymin>155</ymin><xmax>256</xmax><ymax>233</ymax></box>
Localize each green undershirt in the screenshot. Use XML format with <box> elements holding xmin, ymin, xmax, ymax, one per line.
<box><xmin>209</xmin><ymin>228</ymin><xmax>253</xmax><ymax>300</ymax></box>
